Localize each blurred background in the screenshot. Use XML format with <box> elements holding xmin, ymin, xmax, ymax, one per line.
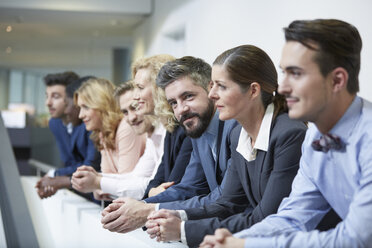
<box><xmin>1</xmin><ymin>1</ymin><xmax>371</xmax><ymax>247</ymax></box>
<box><xmin>1</xmin><ymin>0</ymin><xmax>372</xmax><ymax>118</ymax></box>
<box><xmin>2</xmin><ymin>0</ymin><xmax>372</xmax><ymax>172</ymax></box>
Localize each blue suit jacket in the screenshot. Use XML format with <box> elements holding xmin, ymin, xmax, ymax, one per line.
<box><xmin>49</xmin><ymin>118</ymin><xmax>100</xmax><ymax>176</ymax></box>
<box><xmin>143</xmin><ymin>126</ymin><xmax>192</xmax><ymax>198</ymax></box>
<box><xmin>145</xmin><ymin>112</ymin><xmax>238</xmax><ymax>209</ymax></box>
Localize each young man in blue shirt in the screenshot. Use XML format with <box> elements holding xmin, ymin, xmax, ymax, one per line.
<box><xmin>36</xmin><ymin>73</ymin><xmax>100</xmax><ymax>199</ymax></box>
<box><xmin>200</xmin><ymin>19</ymin><xmax>372</xmax><ymax>248</ymax></box>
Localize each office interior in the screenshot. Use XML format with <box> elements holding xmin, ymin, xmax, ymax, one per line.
<box><xmin>0</xmin><ymin>0</ymin><xmax>371</xmax><ymax>247</ymax></box>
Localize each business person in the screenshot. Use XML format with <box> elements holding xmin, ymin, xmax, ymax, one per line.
<box><xmin>200</xmin><ymin>19</ymin><xmax>372</xmax><ymax>248</ymax></box>
<box><xmin>71</xmin><ymin>78</ymin><xmax>146</xmax><ymax>200</ymax></box>
<box><xmin>100</xmin><ymin>56</ymin><xmax>238</xmax><ymax>234</ymax></box>
<box><xmin>145</xmin><ymin>45</ymin><xmax>307</xmax><ymax>247</ymax></box>
<box><xmin>36</xmin><ymin>72</ymin><xmax>100</xmax><ymax>199</ymax></box>
<box><xmin>130</xmin><ymin>54</ymin><xmax>193</xmax><ymax>198</ymax></box>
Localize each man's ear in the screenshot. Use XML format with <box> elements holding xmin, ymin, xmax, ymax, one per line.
<box><xmin>331</xmin><ymin>67</ymin><xmax>349</xmax><ymax>92</ymax></box>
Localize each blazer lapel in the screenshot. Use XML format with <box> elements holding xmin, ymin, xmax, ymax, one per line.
<box><xmin>202</xmin><ymin>138</ymin><xmax>219</xmax><ymax>190</ymax></box>
<box><xmin>255</xmin><ymin>150</ymin><xmax>267</xmax><ymax>198</ymax></box>
<box><xmin>238</xmin><ymin>153</ymin><xmax>256</xmax><ymax>207</ymax></box>
<box><xmin>69</xmin><ymin>127</ymin><xmax>78</xmax><ymax>153</ymax></box>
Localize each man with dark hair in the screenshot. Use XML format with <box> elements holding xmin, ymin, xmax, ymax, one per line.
<box><xmin>200</xmin><ymin>19</ymin><xmax>372</xmax><ymax>248</ymax></box>
<box><xmin>36</xmin><ymin>73</ymin><xmax>100</xmax><ymax>199</ymax></box>
<box><xmin>100</xmin><ymin>56</ymin><xmax>238</xmax><ymax>233</ymax></box>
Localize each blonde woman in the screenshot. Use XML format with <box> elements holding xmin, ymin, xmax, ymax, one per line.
<box><xmin>71</xmin><ymin>78</ymin><xmax>146</xmax><ymax>199</ymax></box>
<box><xmin>130</xmin><ymin>55</ymin><xmax>193</xmax><ymax>198</ymax></box>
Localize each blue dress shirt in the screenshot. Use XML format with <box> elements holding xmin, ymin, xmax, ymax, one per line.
<box><xmin>144</xmin><ymin>112</ymin><xmax>238</xmax><ymax>209</ymax></box>
<box><xmin>49</xmin><ymin>118</ymin><xmax>99</xmax><ymax>176</ymax></box>
<box><xmin>234</xmin><ymin>96</ymin><xmax>372</xmax><ymax>247</ymax></box>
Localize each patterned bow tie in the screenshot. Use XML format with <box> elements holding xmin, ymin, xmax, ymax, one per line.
<box><xmin>311</xmin><ymin>133</ymin><xmax>345</xmax><ymax>152</ymax></box>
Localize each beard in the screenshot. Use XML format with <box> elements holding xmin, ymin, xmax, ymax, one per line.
<box><xmin>179</xmin><ymin>99</ymin><xmax>215</xmax><ymax>138</ymax></box>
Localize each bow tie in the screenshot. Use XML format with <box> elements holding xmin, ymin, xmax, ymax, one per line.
<box><xmin>311</xmin><ymin>133</ymin><xmax>345</xmax><ymax>152</ymax></box>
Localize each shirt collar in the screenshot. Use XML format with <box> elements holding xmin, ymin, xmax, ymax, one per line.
<box><xmin>236</xmin><ymin>103</ymin><xmax>274</xmax><ymax>161</ymax></box>
<box><xmin>66</xmin><ymin>122</ymin><xmax>73</xmax><ymax>135</ymax></box>
<box><xmin>314</xmin><ymin>96</ymin><xmax>362</xmax><ymax>141</ymax></box>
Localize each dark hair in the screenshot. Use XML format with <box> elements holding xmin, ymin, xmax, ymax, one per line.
<box><xmin>44</xmin><ymin>71</ymin><xmax>79</xmax><ymax>87</ymax></box>
<box><xmin>213</xmin><ymin>44</ymin><xmax>287</xmax><ymax>118</ymax></box>
<box><xmin>66</xmin><ymin>76</ymin><xmax>96</xmax><ymax>98</ymax></box>
<box><xmin>284</xmin><ymin>19</ymin><xmax>362</xmax><ymax>94</ymax></box>
<box><xmin>156</xmin><ymin>56</ymin><xmax>211</xmax><ymax>91</ymax></box>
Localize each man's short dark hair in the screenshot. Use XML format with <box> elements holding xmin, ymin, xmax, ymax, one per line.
<box><xmin>284</xmin><ymin>19</ymin><xmax>362</xmax><ymax>94</ymax></box>
<box><xmin>44</xmin><ymin>71</ymin><xmax>79</xmax><ymax>87</ymax></box>
<box><xmin>156</xmin><ymin>56</ymin><xmax>211</xmax><ymax>91</ymax></box>
<box><xmin>66</xmin><ymin>76</ymin><xmax>95</xmax><ymax>98</ymax></box>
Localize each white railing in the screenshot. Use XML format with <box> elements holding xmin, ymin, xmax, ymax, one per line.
<box><xmin>28</xmin><ymin>159</ymin><xmax>55</xmax><ymax>176</ymax></box>
<box><xmin>21</xmin><ymin>176</ymin><xmax>187</xmax><ymax>248</ymax></box>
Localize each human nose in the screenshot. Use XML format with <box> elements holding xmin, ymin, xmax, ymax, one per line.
<box><xmin>78</xmin><ymin>109</ymin><xmax>84</xmax><ymax>119</ymax></box>
<box><xmin>133</xmin><ymin>88</ymin><xmax>140</xmax><ymax>100</ymax></box>
<box><xmin>176</xmin><ymin>102</ymin><xmax>190</xmax><ymax>119</ymax></box>
<box><xmin>128</xmin><ymin>110</ymin><xmax>137</xmax><ymax>123</ymax></box>
<box><xmin>278</xmin><ymin>76</ymin><xmax>291</xmax><ymax>96</ymax></box>
<box><xmin>208</xmin><ymin>84</ymin><xmax>219</xmax><ymax>100</ymax></box>
<box><xmin>45</xmin><ymin>96</ymin><xmax>52</xmax><ymax>106</ymax></box>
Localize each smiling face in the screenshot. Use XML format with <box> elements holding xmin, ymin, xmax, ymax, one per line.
<box><xmin>164</xmin><ymin>76</ymin><xmax>215</xmax><ymax>138</ymax></box>
<box><xmin>133</xmin><ymin>68</ymin><xmax>155</xmax><ymax>115</ymax></box>
<box><xmin>119</xmin><ymin>90</ymin><xmax>153</xmax><ymax>135</ymax></box>
<box><xmin>209</xmin><ymin>65</ymin><xmax>251</xmax><ymax>122</ymax></box>
<box><xmin>45</xmin><ymin>85</ymin><xmax>67</xmax><ymax>119</ymax></box>
<box><xmin>77</xmin><ymin>97</ymin><xmax>102</xmax><ymax>131</ymax></box>
<box><xmin>278</xmin><ymin>41</ymin><xmax>333</xmax><ymax>123</ymax></box>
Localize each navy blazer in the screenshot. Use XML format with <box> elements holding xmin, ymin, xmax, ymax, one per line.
<box><xmin>49</xmin><ymin>118</ymin><xmax>100</xmax><ymax>176</ymax></box>
<box><xmin>143</xmin><ymin>126</ymin><xmax>192</xmax><ymax>199</ymax></box>
<box><xmin>145</xmin><ymin>112</ymin><xmax>239</xmax><ymax>209</ymax></box>
<box><xmin>184</xmin><ymin>113</ymin><xmax>307</xmax><ymax>247</ymax></box>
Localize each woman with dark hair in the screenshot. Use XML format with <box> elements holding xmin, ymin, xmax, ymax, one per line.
<box><xmin>145</xmin><ymin>45</ymin><xmax>307</xmax><ymax>247</ymax></box>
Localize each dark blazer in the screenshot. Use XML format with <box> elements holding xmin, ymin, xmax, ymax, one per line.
<box><xmin>143</xmin><ymin>126</ymin><xmax>192</xmax><ymax>199</ymax></box>
<box><xmin>49</xmin><ymin>118</ymin><xmax>100</xmax><ymax>176</ymax></box>
<box><xmin>184</xmin><ymin>113</ymin><xmax>307</xmax><ymax>247</ymax></box>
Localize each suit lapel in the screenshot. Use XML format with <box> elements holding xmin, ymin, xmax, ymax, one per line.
<box><xmin>166</xmin><ymin>133</ymin><xmax>174</xmax><ymax>178</ymax></box>
<box><xmin>202</xmin><ymin>136</ymin><xmax>218</xmax><ymax>190</ymax></box>
<box><xmin>69</xmin><ymin>126</ymin><xmax>78</xmax><ymax>153</ymax></box>
<box><xmin>238</xmin><ymin>153</ymin><xmax>256</xmax><ymax>207</ymax></box>
<box><xmin>255</xmin><ymin>150</ymin><xmax>267</xmax><ymax>198</ymax></box>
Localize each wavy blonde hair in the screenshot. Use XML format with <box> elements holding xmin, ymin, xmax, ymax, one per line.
<box><xmin>132</xmin><ymin>54</ymin><xmax>177</xmax><ymax>132</ymax></box>
<box><xmin>74</xmin><ymin>78</ymin><xmax>122</xmax><ymax>150</ymax></box>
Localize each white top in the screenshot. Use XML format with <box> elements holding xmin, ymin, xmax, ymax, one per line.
<box><xmin>236</xmin><ymin>103</ymin><xmax>273</xmax><ymax>161</ymax></box>
<box><xmin>100</xmin><ymin>124</ymin><xmax>166</xmax><ymax>200</ymax></box>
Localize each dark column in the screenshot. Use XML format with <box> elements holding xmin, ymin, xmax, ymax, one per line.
<box><xmin>112</xmin><ymin>48</ymin><xmax>131</xmax><ymax>85</ymax></box>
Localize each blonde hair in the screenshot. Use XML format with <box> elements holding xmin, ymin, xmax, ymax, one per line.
<box><xmin>132</xmin><ymin>54</ymin><xmax>177</xmax><ymax>132</ymax></box>
<box><xmin>74</xmin><ymin>78</ymin><xmax>122</xmax><ymax>150</ymax></box>
<box><xmin>154</xmin><ymin>87</ymin><xmax>177</xmax><ymax>132</ymax></box>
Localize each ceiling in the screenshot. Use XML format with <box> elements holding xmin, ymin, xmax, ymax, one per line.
<box><xmin>0</xmin><ymin>0</ymin><xmax>152</xmax><ymax>74</ymax></box>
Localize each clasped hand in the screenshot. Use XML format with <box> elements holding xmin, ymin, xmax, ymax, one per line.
<box><xmin>71</xmin><ymin>165</ymin><xmax>101</xmax><ymax>193</ymax></box>
<box><xmin>145</xmin><ymin>209</ymin><xmax>182</xmax><ymax>242</ymax></box>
